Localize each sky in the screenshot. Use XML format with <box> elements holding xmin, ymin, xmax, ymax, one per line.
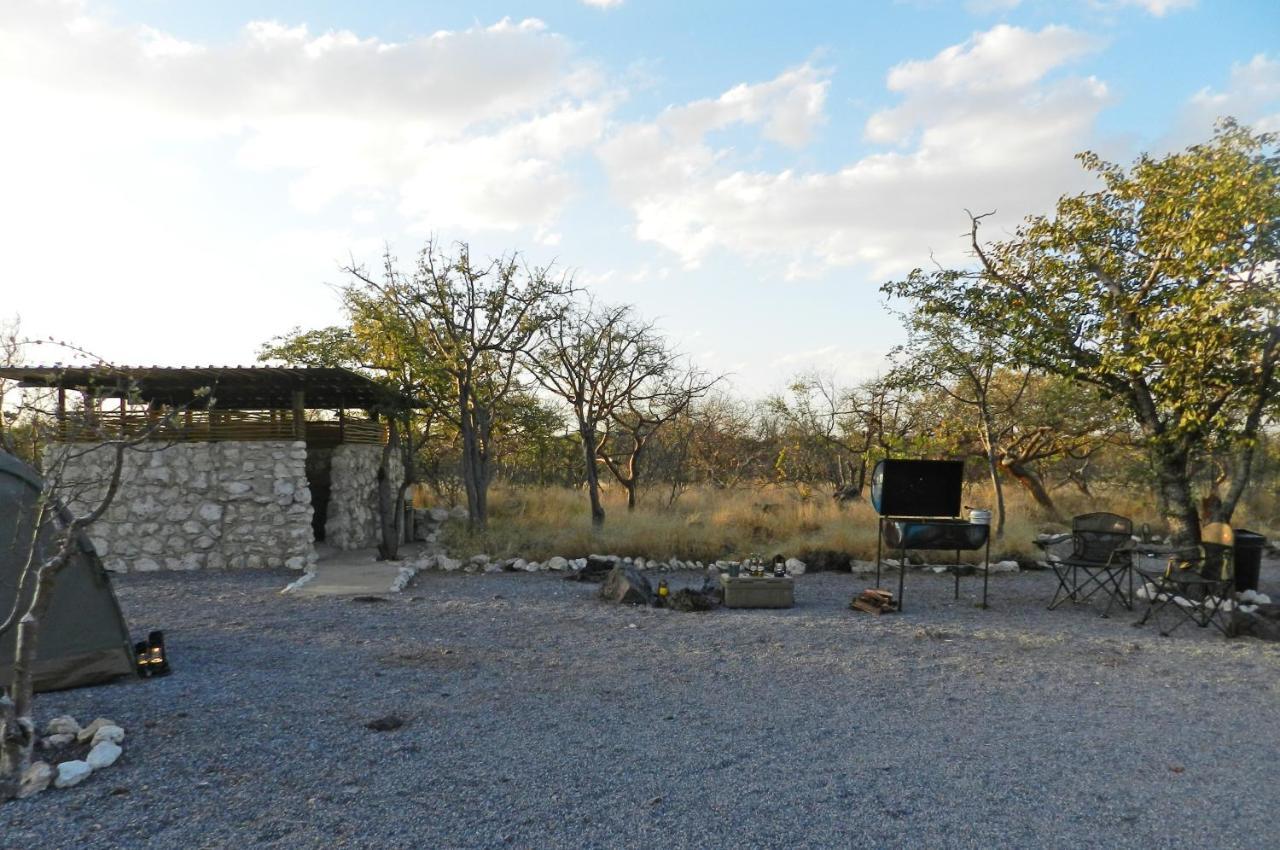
<box><xmin>2</xmin><ymin>0</ymin><xmax>1277</xmax><ymax>397</ymax></box>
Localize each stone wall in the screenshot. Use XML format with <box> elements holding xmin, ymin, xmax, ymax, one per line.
<box><xmin>52</xmin><ymin>440</ymin><xmax>316</xmax><ymax>573</ymax></box>
<box><xmin>325</xmin><ymin>443</ymin><xmax>403</xmax><ymax>550</ymax></box>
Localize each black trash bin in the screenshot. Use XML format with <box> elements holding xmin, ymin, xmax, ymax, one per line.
<box><xmin>1234</xmin><ymin>530</ymin><xmax>1267</xmax><ymax>593</ymax></box>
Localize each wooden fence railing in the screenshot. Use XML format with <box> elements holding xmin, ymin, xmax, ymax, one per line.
<box><xmin>55</xmin><ymin>410</ymin><xmax>386</xmax><ymax>445</ymax></box>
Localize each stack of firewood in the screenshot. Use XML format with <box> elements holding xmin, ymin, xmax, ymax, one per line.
<box><xmin>850</xmin><ymin>588</ymin><xmax>897</xmax><ymax>615</ymax></box>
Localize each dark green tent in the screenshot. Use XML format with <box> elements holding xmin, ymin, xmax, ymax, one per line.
<box><xmin>0</xmin><ymin>453</ymin><xmax>137</xmax><ymax>692</ymax></box>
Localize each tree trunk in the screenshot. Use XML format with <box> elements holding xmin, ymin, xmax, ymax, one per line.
<box><xmin>1</xmin><ymin>554</ymin><xmax>65</xmax><ymax>801</ymax></box>
<box><xmin>1155</xmin><ymin>448</ymin><xmax>1199</xmax><ymax>545</ymax></box>
<box><xmin>458</xmin><ymin>389</ymin><xmax>486</xmax><ymax>530</ymax></box>
<box><xmin>624</xmin><ymin>442</ymin><xmax>642</xmax><ymax>511</ymax></box>
<box><xmin>582</xmin><ymin>427</ymin><xmax>605</xmax><ymax>528</ymax></box>
<box><xmin>1001</xmin><ymin>459</ymin><xmax>1063</xmax><ymax>521</ymax></box>
<box><xmin>981</xmin><ymin>419</ymin><xmax>1006</xmax><ymax>539</ymax></box>
<box><xmin>376</xmin><ymin>418</ymin><xmax>400</xmax><ymax>561</ymax></box>
<box><xmin>0</xmin><ymin>689</ymin><xmax>18</xmax><ymax>800</ymax></box>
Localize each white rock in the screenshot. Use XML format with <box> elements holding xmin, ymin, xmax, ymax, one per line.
<box><xmin>45</xmin><ymin>715</ymin><xmax>80</xmax><ymax>736</ymax></box>
<box><xmin>449</xmin><ymin>506</ymin><xmax>468</xmax><ymax>520</ymax></box>
<box><xmin>483</xmin><ymin>562</ymin><xmax>503</xmax><ymax>573</ymax></box>
<box><xmin>281</xmin><ymin>571</ymin><xmax>316</xmax><ymax>594</ymax></box>
<box><xmin>91</xmin><ymin>725</ymin><xmax>125</xmax><ymax>746</ymax></box>
<box><xmin>86</xmin><ymin>741</ymin><xmax>123</xmax><ymax>770</ymax></box>
<box><xmin>429</xmin><ymin>508</ymin><xmax>450</xmax><ymax>523</ymax></box>
<box><xmin>40</xmin><ymin>733</ymin><xmax>75</xmax><ymax>749</ymax></box>
<box><xmin>391</xmin><ymin>567</ymin><xmax>418</xmax><ymax>592</ymax></box>
<box><xmin>512</xmin><ymin>559</ymin><xmax>528</xmax><ymax>572</ymax></box>
<box><xmin>437</xmin><ymin>556</ymin><xmax>462</xmax><ymax>572</ymax></box>
<box><xmin>785</xmin><ymin>558</ymin><xmax>807</xmax><ymax>576</ymax></box>
<box><xmin>524</xmin><ymin>561</ymin><xmax>541</xmax><ymax>572</ymax></box>
<box><xmin>986</xmin><ymin>560</ymin><xmax>1020</xmax><ymax>574</ymax></box>
<box><xmin>76</xmin><ymin>718</ymin><xmax>118</xmax><ymax>744</ymax></box>
<box><xmin>54</xmin><ymin>760</ymin><xmax>93</xmax><ymax>788</ymax></box>
<box><xmin>18</xmin><ymin>761</ymin><xmax>53</xmax><ymax>798</ymax></box>
<box><xmin>572</xmin><ymin>558</ymin><xmax>587</xmax><ymax>569</ymax></box>
<box><xmin>470</xmin><ymin>554</ymin><xmax>490</xmax><ymax>564</ymax></box>
<box><xmin>547</xmin><ymin>556</ymin><xmax>568</xmax><ymax>571</ymax></box>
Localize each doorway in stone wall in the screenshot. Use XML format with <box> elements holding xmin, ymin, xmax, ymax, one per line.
<box><xmin>304</xmin><ymin>447</ymin><xmax>333</xmax><ymax>541</ymax></box>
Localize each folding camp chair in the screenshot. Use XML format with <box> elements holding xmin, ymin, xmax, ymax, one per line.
<box><xmin>1134</xmin><ymin>523</ymin><xmax>1235</xmax><ymax>637</ymax></box>
<box><xmin>1039</xmin><ymin>512</ymin><xmax>1134</xmax><ymax>616</ymax></box>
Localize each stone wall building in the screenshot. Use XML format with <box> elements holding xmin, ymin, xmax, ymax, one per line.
<box><xmin>2</xmin><ymin>366</ymin><xmax>410</xmax><ymax>573</ymax></box>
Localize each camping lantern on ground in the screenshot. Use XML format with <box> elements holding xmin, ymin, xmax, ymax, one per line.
<box><xmin>657</xmin><ymin>579</ymin><xmax>669</xmax><ymax>600</ymax></box>
<box><xmin>134</xmin><ymin>630</ymin><xmax>170</xmax><ymax>678</ymax></box>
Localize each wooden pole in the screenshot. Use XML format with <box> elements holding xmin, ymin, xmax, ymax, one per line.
<box><xmin>291</xmin><ymin>390</ymin><xmax>306</xmax><ymax>439</ymax></box>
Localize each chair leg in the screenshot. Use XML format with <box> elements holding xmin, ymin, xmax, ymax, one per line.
<box><xmin>1048</xmin><ymin>564</ymin><xmax>1075</xmax><ymax>610</ymax></box>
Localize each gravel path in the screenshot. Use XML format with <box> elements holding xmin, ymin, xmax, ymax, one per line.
<box><xmin>5</xmin><ymin>562</ymin><xmax>1280</xmax><ymax>849</ymax></box>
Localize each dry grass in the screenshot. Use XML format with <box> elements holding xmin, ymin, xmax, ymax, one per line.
<box><xmin>438</xmin><ymin>481</ymin><xmax>1231</xmax><ymax>565</ymax></box>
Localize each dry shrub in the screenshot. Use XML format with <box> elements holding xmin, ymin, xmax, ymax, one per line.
<box><xmin>440</xmin><ymin>480</ymin><xmax>1277</xmax><ymax>564</ymax></box>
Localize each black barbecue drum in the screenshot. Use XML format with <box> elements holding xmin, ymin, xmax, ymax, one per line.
<box><xmin>871</xmin><ymin>459</ymin><xmax>989</xmax><ymax>550</ymax></box>
<box><xmin>871</xmin><ymin>459</ymin><xmax>993</xmax><ymax>611</ymax></box>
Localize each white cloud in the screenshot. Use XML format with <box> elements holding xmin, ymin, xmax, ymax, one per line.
<box><xmin>881</xmin><ymin>25</ymin><xmax>1099</xmax><ymax>99</ymax></box>
<box><xmin>599</xmin><ymin>26</ymin><xmax>1109</xmax><ymax>277</ymax></box>
<box><xmin>581</xmin><ymin>0</ymin><xmax>625</xmax><ymax>7</ymax></box>
<box><xmin>1115</xmin><ymin>0</ymin><xmax>1196</xmax><ymax>16</ymax></box>
<box><xmin>1182</xmin><ymin>53</ymin><xmax>1280</xmax><ymax>136</ymax></box>
<box><xmin>0</xmin><ymin>0</ymin><xmax>613</xmax><ymax>364</ymax></box>
<box><xmin>661</xmin><ymin>64</ymin><xmax>830</xmax><ymax>148</ymax></box>
<box><xmin>0</xmin><ymin>2</ymin><xmax>609</xmax><ymax>231</ymax></box>
<box><xmin>962</xmin><ymin>0</ymin><xmax>1195</xmax><ymax>16</ymax></box>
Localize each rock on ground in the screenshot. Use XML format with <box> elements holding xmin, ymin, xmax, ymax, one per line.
<box><xmin>44</xmin><ymin>715</ymin><xmax>79</xmax><ymax>736</ymax></box>
<box><xmin>599</xmin><ymin>565</ymin><xmax>654</xmax><ymax>605</ymax></box>
<box><xmin>17</xmin><ymin>762</ymin><xmax>53</xmax><ymax>799</ymax></box>
<box><xmin>87</xmin><ymin>741</ymin><xmax>123</xmax><ymax>770</ymax></box>
<box><xmin>53</xmin><ymin>760</ymin><xmax>92</xmax><ymax>789</ymax></box>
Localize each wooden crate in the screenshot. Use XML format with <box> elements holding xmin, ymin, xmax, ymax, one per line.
<box><xmin>719</xmin><ymin>574</ymin><xmax>795</xmax><ymax>608</ymax></box>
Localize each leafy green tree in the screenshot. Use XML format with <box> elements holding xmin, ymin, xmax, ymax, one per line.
<box><xmin>885</xmin><ymin>120</ymin><xmax>1280</xmax><ymax>543</ymax></box>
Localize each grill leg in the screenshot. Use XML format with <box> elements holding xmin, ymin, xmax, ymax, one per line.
<box><xmin>954</xmin><ymin>548</ymin><xmax>960</xmax><ymax>600</ymax></box>
<box><xmin>982</xmin><ymin>535</ymin><xmax>990</xmax><ymax>609</ymax></box>
<box><xmin>875</xmin><ymin>518</ymin><xmax>883</xmax><ymax>589</ymax></box>
<box><xmin>898</xmin><ymin>544</ymin><xmax>906</xmax><ymax>613</ymax></box>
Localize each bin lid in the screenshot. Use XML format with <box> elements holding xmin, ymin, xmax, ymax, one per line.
<box><xmin>1234</xmin><ymin>529</ymin><xmax>1267</xmax><ymax>545</ymax></box>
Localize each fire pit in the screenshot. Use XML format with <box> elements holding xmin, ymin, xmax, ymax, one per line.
<box><xmin>871</xmin><ymin>459</ymin><xmax>992</xmax><ymax>611</ymax></box>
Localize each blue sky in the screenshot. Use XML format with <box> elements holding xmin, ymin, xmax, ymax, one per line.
<box><xmin>2</xmin><ymin>0</ymin><xmax>1277</xmax><ymax>395</ymax></box>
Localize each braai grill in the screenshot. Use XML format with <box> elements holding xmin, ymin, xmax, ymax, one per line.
<box><xmin>872</xmin><ymin>459</ymin><xmax>991</xmax><ymax>611</ymax></box>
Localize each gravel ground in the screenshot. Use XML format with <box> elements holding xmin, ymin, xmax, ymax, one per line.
<box><xmin>5</xmin><ymin>560</ymin><xmax>1280</xmax><ymax>849</ymax></box>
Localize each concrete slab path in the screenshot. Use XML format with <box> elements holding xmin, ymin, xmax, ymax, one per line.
<box><xmin>283</xmin><ymin>544</ymin><xmax>435</xmax><ymax>597</ymax></box>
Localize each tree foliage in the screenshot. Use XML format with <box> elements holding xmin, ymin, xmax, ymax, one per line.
<box><xmin>884</xmin><ymin>120</ymin><xmax>1280</xmax><ymax>542</ymax></box>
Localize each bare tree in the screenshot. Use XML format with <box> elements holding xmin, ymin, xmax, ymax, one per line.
<box><xmin>599</xmin><ymin>361</ymin><xmax>719</xmax><ymax>510</ymax></box>
<box><xmin>529</xmin><ymin>302</ymin><xmax>673</xmax><ymax>527</ymax></box>
<box><xmin>1</xmin><ymin>354</ymin><xmax>206</xmax><ymax>800</ymax></box>
<box><xmin>342</xmin><ymin>241</ymin><xmax>572</xmax><ymax>530</ymax></box>
<box><xmin>888</xmin><ymin>317</ymin><xmax>1026</xmax><ymax>538</ymax></box>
